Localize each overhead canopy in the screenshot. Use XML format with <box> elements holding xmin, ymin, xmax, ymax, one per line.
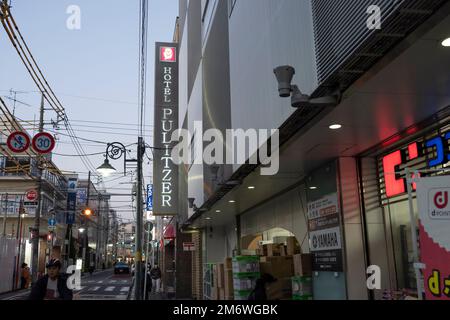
<box><xmin>163</xmin><ymin>224</ymin><xmax>176</xmax><ymax>240</ymax></box>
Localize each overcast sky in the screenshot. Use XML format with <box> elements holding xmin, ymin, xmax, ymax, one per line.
<box><xmin>0</xmin><ymin>0</ymin><xmax>179</xmax><ymax>221</ymax></box>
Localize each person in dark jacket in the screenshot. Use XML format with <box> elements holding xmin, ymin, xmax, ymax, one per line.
<box><xmin>28</xmin><ymin>259</ymin><xmax>73</xmax><ymax>300</ymax></box>
<box><xmin>248</xmin><ymin>274</ymin><xmax>276</xmax><ymax>301</ymax></box>
<box><xmin>150</xmin><ymin>265</ymin><xmax>162</xmax><ymax>293</ymax></box>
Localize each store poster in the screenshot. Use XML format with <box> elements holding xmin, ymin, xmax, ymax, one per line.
<box><xmin>416</xmin><ymin>177</ymin><xmax>450</xmax><ymax>300</ymax></box>
<box><xmin>307</xmin><ymin>193</ymin><xmax>343</xmax><ymax>272</ymax></box>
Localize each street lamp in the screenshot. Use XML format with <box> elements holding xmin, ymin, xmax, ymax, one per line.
<box><xmin>96</xmin><ymin>142</ymin><xmax>133</xmax><ymax>177</ymax></box>
<box><xmin>78</xmin><ymin>227</ymin><xmax>85</xmax><ymax>233</ymax></box>
<box><xmin>96</xmin><ymin>139</ymin><xmax>146</xmax><ymax>300</ymax></box>
<box><xmin>96</xmin><ymin>159</ymin><xmax>116</xmax><ymax>177</ymax></box>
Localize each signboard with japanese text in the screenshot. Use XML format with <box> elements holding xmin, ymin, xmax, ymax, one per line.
<box><xmin>153</xmin><ymin>42</ymin><xmax>179</xmax><ymax>216</ymax></box>
<box><xmin>307</xmin><ymin>193</ymin><xmax>343</xmax><ymax>272</ymax></box>
<box><xmin>417</xmin><ymin>176</ymin><xmax>450</xmax><ymax>300</ymax></box>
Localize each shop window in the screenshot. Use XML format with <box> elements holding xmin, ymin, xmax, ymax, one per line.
<box><xmin>384</xmin><ymin>199</ymin><xmax>419</xmax><ymax>293</ymax></box>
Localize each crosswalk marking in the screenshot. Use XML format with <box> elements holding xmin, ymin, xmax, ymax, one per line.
<box><xmin>89</xmin><ymin>287</ymin><xmax>100</xmax><ymax>291</ymax></box>
<box><xmin>121</xmin><ymin>280</ymin><xmax>127</xmax><ymax>284</ymax></box>
<box><xmin>120</xmin><ymin>287</ymin><xmax>129</xmax><ymax>292</ymax></box>
<box><xmin>98</xmin><ymin>281</ymin><xmax>104</xmax><ymax>284</ymax></box>
<box><xmin>105</xmin><ymin>286</ymin><xmax>115</xmax><ymax>292</ymax></box>
<box><xmin>110</xmin><ymin>280</ymin><xmax>117</xmax><ymax>283</ymax></box>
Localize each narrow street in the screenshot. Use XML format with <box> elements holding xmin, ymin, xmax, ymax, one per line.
<box><xmin>75</xmin><ymin>269</ymin><xmax>132</xmax><ymax>300</ymax></box>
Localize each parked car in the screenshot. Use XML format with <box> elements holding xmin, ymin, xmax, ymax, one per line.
<box><xmin>114</xmin><ymin>262</ymin><xmax>130</xmax><ymax>274</ymax></box>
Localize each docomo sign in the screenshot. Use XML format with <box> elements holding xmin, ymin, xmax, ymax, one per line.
<box><xmin>382</xmin><ymin>131</ymin><xmax>450</xmax><ymax>198</ymax></box>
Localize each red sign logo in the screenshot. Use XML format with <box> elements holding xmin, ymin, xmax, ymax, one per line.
<box><xmin>160</xmin><ymin>47</ymin><xmax>176</xmax><ymax>62</ymax></box>
<box><xmin>26</xmin><ymin>190</ymin><xmax>38</xmax><ymax>201</ymax></box>
<box><xmin>434</xmin><ymin>191</ymin><xmax>449</xmax><ymax>209</ymax></box>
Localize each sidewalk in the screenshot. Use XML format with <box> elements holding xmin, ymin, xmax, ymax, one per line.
<box><xmin>0</xmin><ymin>288</ymin><xmax>30</xmax><ymax>300</ymax></box>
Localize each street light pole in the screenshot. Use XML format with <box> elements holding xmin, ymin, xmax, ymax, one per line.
<box><xmin>135</xmin><ymin>136</ymin><xmax>144</xmax><ymax>300</ymax></box>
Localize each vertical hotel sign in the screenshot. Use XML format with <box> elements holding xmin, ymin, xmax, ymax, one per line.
<box><xmin>153</xmin><ymin>42</ymin><xmax>178</xmax><ymax>216</ymax></box>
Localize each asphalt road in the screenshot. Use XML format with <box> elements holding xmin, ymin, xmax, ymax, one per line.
<box><xmin>0</xmin><ymin>269</ymin><xmax>132</xmax><ymax>300</ymax></box>
<box><xmin>75</xmin><ymin>269</ymin><xmax>132</xmax><ymax>300</ymax></box>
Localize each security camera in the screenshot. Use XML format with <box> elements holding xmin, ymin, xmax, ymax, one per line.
<box><xmin>273</xmin><ymin>66</ymin><xmax>295</xmax><ymax>97</ymax></box>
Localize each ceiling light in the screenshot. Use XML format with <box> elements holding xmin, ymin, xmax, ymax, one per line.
<box><xmin>229</xmin><ymin>200</ymin><xmax>236</xmax><ymax>203</ymax></box>
<box><xmin>248</xmin><ymin>186</ymin><xmax>255</xmax><ymax>190</ymax></box>
<box><xmin>442</xmin><ymin>37</ymin><xmax>450</xmax><ymax>47</ymax></box>
<box><xmin>215</xmin><ymin>210</ymin><xmax>221</xmax><ymax>213</ymax></box>
<box><xmin>329</xmin><ymin>124</ymin><xmax>342</xmax><ymax>130</ymax></box>
<box><xmin>309</xmin><ymin>186</ymin><xmax>317</xmax><ymax>190</ymax></box>
<box><xmin>205</xmin><ymin>217</ymin><xmax>211</xmax><ymax>220</ymax></box>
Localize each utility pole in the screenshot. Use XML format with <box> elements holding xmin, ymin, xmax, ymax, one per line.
<box><xmin>31</xmin><ymin>93</ymin><xmax>45</xmax><ymax>283</ymax></box>
<box><xmin>135</xmin><ymin>137</ymin><xmax>144</xmax><ymax>300</ymax></box>
<box><xmin>2</xmin><ymin>193</ymin><xmax>8</xmax><ymax>237</ymax></box>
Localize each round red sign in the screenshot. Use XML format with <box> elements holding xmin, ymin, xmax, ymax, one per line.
<box><xmin>26</xmin><ymin>190</ymin><xmax>38</xmax><ymax>201</ymax></box>
<box><xmin>32</xmin><ymin>132</ymin><xmax>56</xmax><ymax>154</ymax></box>
<box><xmin>7</xmin><ymin>131</ymin><xmax>30</xmax><ymax>153</ymax></box>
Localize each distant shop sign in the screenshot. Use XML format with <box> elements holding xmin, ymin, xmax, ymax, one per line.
<box><xmin>183</xmin><ymin>242</ymin><xmax>195</xmax><ymax>252</ymax></box>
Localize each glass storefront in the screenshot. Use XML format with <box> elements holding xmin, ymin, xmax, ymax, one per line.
<box><xmin>360</xmin><ymin>116</ymin><xmax>450</xmax><ymax>299</ymax></box>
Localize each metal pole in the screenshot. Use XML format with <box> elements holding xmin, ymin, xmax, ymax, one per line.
<box><xmin>2</xmin><ymin>193</ymin><xmax>8</xmax><ymax>237</ymax></box>
<box><xmin>135</xmin><ymin>137</ymin><xmax>144</xmax><ymax>300</ymax></box>
<box><xmin>144</xmin><ymin>222</ymin><xmax>151</xmax><ymax>298</ymax></box>
<box><xmin>405</xmin><ymin>168</ymin><xmax>423</xmax><ymax>300</ymax></box>
<box><xmin>31</xmin><ymin>93</ymin><xmax>45</xmax><ymax>283</ymax></box>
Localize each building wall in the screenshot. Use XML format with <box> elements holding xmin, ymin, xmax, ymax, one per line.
<box><xmin>240</xmin><ymin>185</ymin><xmax>310</xmax><ymax>254</ymax></box>
<box><xmin>338</xmin><ymin>157</ymin><xmax>369</xmax><ymax>300</ymax></box>
<box><xmin>228</xmin><ymin>0</ymin><xmax>318</xmax><ymax>172</ymax></box>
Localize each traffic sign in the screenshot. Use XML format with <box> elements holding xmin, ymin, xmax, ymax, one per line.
<box><xmin>7</xmin><ymin>131</ymin><xmax>30</xmax><ymax>153</ymax></box>
<box><xmin>26</xmin><ymin>189</ymin><xmax>38</xmax><ymax>201</ymax></box>
<box><xmin>32</xmin><ymin>132</ymin><xmax>55</xmax><ymax>154</ymax></box>
<box><xmin>48</xmin><ymin>218</ymin><xmax>56</xmax><ymax>226</ymax></box>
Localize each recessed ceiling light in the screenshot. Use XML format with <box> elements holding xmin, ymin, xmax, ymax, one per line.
<box><xmin>248</xmin><ymin>186</ymin><xmax>255</xmax><ymax>190</ymax></box>
<box><xmin>229</xmin><ymin>200</ymin><xmax>236</xmax><ymax>203</ymax></box>
<box><xmin>216</xmin><ymin>210</ymin><xmax>221</xmax><ymax>213</ymax></box>
<box><xmin>442</xmin><ymin>37</ymin><xmax>450</xmax><ymax>47</ymax></box>
<box><xmin>329</xmin><ymin>124</ymin><xmax>342</xmax><ymax>130</ymax></box>
<box><xmin>309</xmin><ymin>186</ymin><xmax>318</xmax><ymax>190</ymax></box>
<box><xmin>205</xmin><ymin>217</ymin><xmax>211</xmax><ymax>220</ymax></box>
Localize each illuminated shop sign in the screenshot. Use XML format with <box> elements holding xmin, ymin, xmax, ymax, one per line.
<box><xmin>382</xmin><ymin>131</ymin><xmax>450</xmax><ymax>198</ymax></box>
<box><xmin>153</xmin><ymin>42</ymin><xmax>179</xmax><ymax>216</ymax></box>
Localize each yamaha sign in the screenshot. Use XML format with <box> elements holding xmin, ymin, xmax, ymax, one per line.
<box><xmin>153</xmin><ymin>42</ymin><xmax>179</xmax><ymax>216</ymax></box>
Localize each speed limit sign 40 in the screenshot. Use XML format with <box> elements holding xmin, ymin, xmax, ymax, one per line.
<box><xmin>32</xmin><ymin>132</ymin><xmax>55</xmax><ymax>154</ymax></box>
<box><xmin>7</xmin><ymin>131</ymin><xmax>30</xmax><ymax>153</ymax></box>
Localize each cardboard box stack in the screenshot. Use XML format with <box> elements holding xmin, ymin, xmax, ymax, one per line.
<box><xmin>258</xmin><ymin>237</ymin><xmax>313</xmax><ymax>300</ymax></box>
<box><xmin>293</xmin><ymin>254</ymin><xmax>312</xmax><ymax>277</ymax></box>
<box><xmin>224</xmin><ymin>258</ymin><xmax>234</xmax><ymax>300</ymax></box>
<box><xmin>213</xmin><ymin>258</ymin><xmax>234</xmax><ymax>300</ymax></box>
<box><xmin>232</xmin><ymin>256</ymin><xmax>260</xmax><ymax>300</ymax></box>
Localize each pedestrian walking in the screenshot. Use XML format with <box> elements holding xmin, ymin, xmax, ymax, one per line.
<box><xmin>28</xmin><ymin>259</ymin><xmax>73</xmax><ymax>300</ymax></box>
<box><xmin>150</xmin><ymin>265</ymin><xmax>161</xmax><ymax>294</ymax></box>
<box><xmin>20</xmin><ymin>263</ymin><xmax>31</xmax><ymax>289</ymax></box>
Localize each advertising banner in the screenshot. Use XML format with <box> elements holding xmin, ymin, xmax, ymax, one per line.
<box><xmin>308</xmin><ymin>193</ymin><xmax>343</xmax><ymax>272</ymax></box>
<box><xmin>153</xmin><ymin>42</ymin><xmax>179</xmax><ymax>216</ymax></box>
<box><xmin>416</xmin><ymin>176</ymin><xmax>450</xmax><ymax>300</ymax></box>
